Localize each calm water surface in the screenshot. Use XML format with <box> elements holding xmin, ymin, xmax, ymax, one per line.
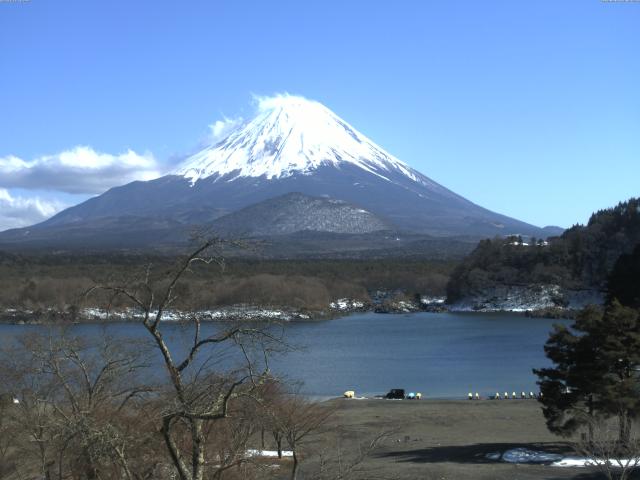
<box><xmin>0</xmin><ymin>312</ymin><xmax>567</xmax><ymax>399</ymax></box>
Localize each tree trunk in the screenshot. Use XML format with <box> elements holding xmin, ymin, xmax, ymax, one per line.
<box><xmin>618</xmin><ymin>409</ymin><xmax>631</xmax><ymax>447</ymax></box>
<box><xmin>191</xmin><ymin>419</ymin><xmax>206</xmax><ymax>480</ymax></box>
<box><xmin>84</xmin><ymin>448</ymin><xmax>99</xmax><ymax>480</ymax></box>
<box><xmin>114</xmin><ymin>446</ymin><xmax>135</xmax><ymax>480</ymax></box>
<box><xmin>275</xmin><ymin>434</ymin><xmax>283</xmax><ymax>459</ymax></box>
<box><xmin>291</xmin><ymin>450</ymin><xmax>299</xmax><ymax>480</ymax></box>
<box><xmin>588</xmin><ymin>395</ymin><xmax>594</xmax><ymax>443</ymax></box>
<box><xmin>161</xmin><ymin>416</ymin><xmax>193</xmax><ymax>480</ymax></box>
<box><xmin>624</xmin><ymin>413</ymin><xmax>632</xmax><ymax>447</ymax></box>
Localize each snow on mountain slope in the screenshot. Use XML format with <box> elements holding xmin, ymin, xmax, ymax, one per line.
<box><xmin>174</xmin><ymin>94</ymin><xmax>434</xmax><ymax>188</ymax></box>
<box><xmin>0</xmin><ymin>94</ymin><xmax>554</xmax><ymax>249</ymax></box>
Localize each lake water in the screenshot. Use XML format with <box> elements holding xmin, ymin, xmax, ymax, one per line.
<box><xmin>0</xmin><ymin>312</ymin><xmax>567</xmax><ymax>399</ymax></box>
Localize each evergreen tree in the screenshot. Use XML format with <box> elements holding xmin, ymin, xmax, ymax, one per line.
<box><xmin>446</xmin><ymin>197</ymin><xmax>640</xmax><ymax>303</ymax></box>
<box><xmin>608</xmin><ymin>243</ymin><xmax>640</xmax><ymax>308</ymax></box>
<box><xmin>591</xmin><ymin>301</ymin><xmax>640</xmax><ymax>444</ymax></box>
<box><xmin>534</xmin><ymin>301</ymin><xmax>640</xmax><ymax>444</ymax></box>
<box><xmin>534</xmin><ymin>305</ymin><xmax>604</xmax><ymax>440</ymax></box>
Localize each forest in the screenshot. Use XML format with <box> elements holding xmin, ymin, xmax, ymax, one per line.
<box><xmin>3</xmin><ymin>198</ymin><xmax>639</xmax><ymax>318</ymax></box>
<box><xmin>446</xmin><ymin>198</ymin><xmax>640</xmax><ymax>303</ymax></box>
<box><xmin>0</xmin><ymin>252</ymin><xmax>454</xmax><ymax>315</ymax></box>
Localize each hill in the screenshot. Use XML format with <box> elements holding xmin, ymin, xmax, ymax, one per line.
<box><xmin>210</xmin><ymin>192</ymin><xmax>389</xmax><ymax>236</ymax></box>
<box><xmin>446</xmin><ymin>198</ymin><xmax>640</xmax><ymax>310</ymax></box>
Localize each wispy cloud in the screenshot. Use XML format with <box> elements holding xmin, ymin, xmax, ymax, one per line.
<box><xmin>208</xmin><ymin>116</ymin><xmax>244</xmax><ymax>143</ymax></box>
<box><xmin>0</xmin><ymin>188</ymin><xmax>66</xmax><ymax>231</ymax></box>
<box><xmin>251</xmin><ymin>92</ymin><xmax>311</xmax><ymax>112</ymax></box>
<box><xmin>0</xmin><ymin>146</ymin><xmax>162</xmax><ymax>195</ymax></box>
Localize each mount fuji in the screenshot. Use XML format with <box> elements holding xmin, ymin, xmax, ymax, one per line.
<box><xmin>0</xmin><ymin>95</ymin><xmax>560</xmax><ymax>253</ymax></box>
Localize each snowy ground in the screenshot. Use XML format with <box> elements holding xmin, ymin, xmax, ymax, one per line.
<box><xmin>450</xmin><ymin>285</ymin><xmax>604</xmax><ymax>313</ymax></box>
<box><xmin>82</xmin><ymin>306</ymin><xmax>311</xmax><ymax>322</ymax></box>
<box><xmin>487</xmin><ymin>448</ymin><xmax>640</xmax><ymax>468</ymax></box>
<box><xmin>246</xmin><ymin>449</ymin><xmax>293</xmax><ymax>458</ymax></box>
<box><xmin>329</xmin><ymin>298</ymin><xmax>365</xmax><ymax>311</ymax></box>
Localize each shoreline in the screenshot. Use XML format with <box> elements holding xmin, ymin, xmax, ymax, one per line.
<box><xmin>0</xmin><ymin>305</ymin><xmax>572</xmax><ymax>325</ymax></box>
<box><xmin>317</xmin><ymin>394</ymin><xmax>545</xmax><ymax>403</ymax></box>
<box><xmin>0</xmin><ymin>303</ymin><xmax>577</xmax><ymax>325</ymax></box>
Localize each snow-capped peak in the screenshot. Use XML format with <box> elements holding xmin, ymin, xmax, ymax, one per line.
<box><xmin>173</xmin><ymin>94</ymin><xmax>422</xmax><ymax>184</ymax></box>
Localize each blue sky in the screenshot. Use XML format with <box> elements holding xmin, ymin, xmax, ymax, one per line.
<box><xmin>0</xmin><ymin>0</ymin><xmax>638</xmax><ymax>230</ymax></box>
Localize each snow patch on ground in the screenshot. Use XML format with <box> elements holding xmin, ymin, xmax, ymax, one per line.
<box><xmin>392</xmin><ymin>300</ymin><xmax>419</xmax><ymax>313</ymax></box>
<box><xmin>552</xmin><ymin>456</ymin><xmax>640</xmax><ymax>468</ymax></box>
<box><xmin>450</xmin><ymin>285</ymin><xmax>604</xmax><ymax>313</ymax></box>
<box><xmin>329</xmin><ymin>298</ymin><xmax>365</xmax><ymax>311</ymax></box>
<box><xmin>81</xmin><ymin>306</ymin><xmax>308</xmax><ymax>322</ymax></box>
<box><xmin>487</xmin><ymin>448</ymin><xmax>640</xmax><ymax>469</ymax></box>
<box><xmin>420</xmin><ymin>296</ymin><xmax>446</xmax><ymax>305</ymax></box>
<box><xmin>499</xmin><ymin>448</ymin><xmax>563</xmax><ymax>464</ymax></box>
<box><xmin>246</xmin><ymin>449</ymin><xmax>293</xmax><ymax>458</ymax></box>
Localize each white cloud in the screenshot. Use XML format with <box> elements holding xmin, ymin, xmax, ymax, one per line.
<box><xmin>252</xmin><ymin>92</ymin><xmax>308</xmax><ymax>112</ymax></box>
<box><xmin>203</xmin><ymin>95</ymin><xmax>310</xmax><ymax>146</ymax></box>
<box><xmin>208</xmin><ymin>116</ymin><xmax>244</xmax><ymax>143</ymax></box>
<box><xmin>0</xmin><ymin>146</ymin><xmax>162</xmax><ymax>194</ymax></box>
<box><xmin>0</xmin><ymin>188</ymin><xmax>66</xmax><ymax>231</ymax></box>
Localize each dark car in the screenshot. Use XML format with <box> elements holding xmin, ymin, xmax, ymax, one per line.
<box><xmin>385</xmin><ymin>389</ymin><xmax>405</xmax><ymax>399</ymax></box>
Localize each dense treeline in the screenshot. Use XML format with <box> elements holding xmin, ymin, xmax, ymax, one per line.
<box><xmin>0</xmin><ymin>253</ymin><xmax>454</xmax><ymax>313</ymax></box>
<box><xmin>447</xmin><ymin>198</ymin><xmax>640</xmax><ymax>303</ymax></box>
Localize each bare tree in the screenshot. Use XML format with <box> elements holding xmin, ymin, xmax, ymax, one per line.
<box><xmin>0</xmin><ymin>330</ymin><xmax>156</xmax><ymax>480</ymax></box>
<box><xmin>206</xmin><ymin>397</ymin><xmax>269</xmax><ymax>480</ymax></box>
<box><xmin>0</xmin><ymin>394</ymin><xmax>18</xmax><ymax>479</ymax></box>
<box><xmin>575</xmin><ymin>416</ymin><xmax>640</xmax><ymax>480</ymax></box>
<box><xmin>263</xmin><ymin>392</ymin><xmax>334</xmax><ymax>480</ymax></box>
<box><xmin>86</xmin><ymin>238</ymin><xmax>287</xmax><ymax>480</ymax></box>
<box><xmin>0</xmin><ymin>239</ymin><xmax>299</xmax><ymax>480</ymax></box>
<box><xmin>310</xmin><ymin>430</ymin><xmax>393</xmax><ymax>480</ymax></box>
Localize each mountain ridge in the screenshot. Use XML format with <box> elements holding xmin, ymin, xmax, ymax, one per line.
<box><xmin>0</xmin><ymin>95</ymin><xmax>559</xmax><ymax>252</ymax></box>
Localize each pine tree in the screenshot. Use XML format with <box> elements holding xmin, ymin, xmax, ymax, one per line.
<box><xmin>534</xmin><ymin>302</ymin><xmax>640</xmax><ymax>444</ymax></box>
<box><xmin>534</xmin><ymin>305</ymin><xmax>604</xmax><ymax>440</ymax></box>
<box><xmin>592</xmin><ymin>301</ymin><xmax>640</xmax><ymax>445</ymax></box>
<box><xmin>608</xmin><ymin>244</ymin><xmax>640</xmax><ymax>308</ymax></box>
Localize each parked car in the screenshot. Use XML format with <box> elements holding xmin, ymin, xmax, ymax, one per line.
<box><xmin>385</xmin><ymin>388</ymin><xmax>405</xmax><ymax>399</ymax></box>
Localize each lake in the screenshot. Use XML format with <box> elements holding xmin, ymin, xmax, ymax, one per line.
<box><xmin>0</xmin><ymin>312</ymin><xmax>567</xmax><ymax>399</ymax></box>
